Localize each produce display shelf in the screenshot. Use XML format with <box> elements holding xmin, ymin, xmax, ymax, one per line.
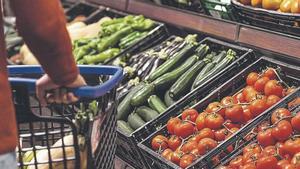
<box><xmin>86</xmin><ymin>0</ymin><xmax>128</xmax><ymax>11</ymax></box>
<box><xmin>127</xmin><ymin>0</ymin><xmax>238</xmax><ymax>41</ymax></box>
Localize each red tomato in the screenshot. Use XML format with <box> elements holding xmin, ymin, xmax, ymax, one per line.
<box><xmin>285</xmin><ymin>87</ymin><xmax>297</xmax><ymax>96</ymax></box>
<box><xmin>196</xmin><ymin>128</ymin><xmax>215</xmax><ymax>141</ymax></box>
<box><xmin>276</xmin><ymin>142</ymin><xmax>288</xmax><ymax>157</ymax></box>
<box><xmin>233</xmin><ymin>92</ymin><xmax>247</xmax><ymax>104</ymax></box>
<box><xmin>229</xmin><ymin>155</ymin><xmax>243</xmax><ymax>168</ymax></box>
<box><xmin>196</xmin><ymin>112</ymin><xmax>208</xmax><ymax>130</ymax></box>
<box><xmin>266</xmin><ymin>95</ymin><xmax>281</xmax><ymax>108</ymax></box>
<box><xmin>240</xmin><ymin>163</ymin><xmax>257</xmax><ymax>169</ymax></box>
<box><xmin>246</xmin><ymin>72</ymin><xmax>259</xmax><ymax>86</ymax></box>
<box><xmin>283</xmin><ymin>138</ymin><xmax>300</xmax><ymax>156</ymax></box>
<box><xmin>257</xmin><ymin>121</ymin><xmax>271</xmax><ymax>132</ymax></box>
<box><xmin>291</xmin><ymin>152</ymin><xmax>300</xmax><ymax>168</ymax></box>
<box><xmin>174</xmin><ymin>121</ymin><xmax>195</xmax><ymax>138</ymax></box>
<box><xmin>204</xmin><ymin>113</ymin><xmax>225</xmax><ymax>130</ymax></box>
<box><xmin>198</xmin><ymin>138</ymin><xmax>218</xmax><ymax>155</ymax></box>
<box><xmin>243</xmin><ymin>107</ymin><xmax>254</xmax><ymax>123</ymax></box>
<box><xmin>271</xmin><ymin>120</ymin><xmax>293</xmax><ymax>142</ymax></box>
<box><xmin>283</xmin><ymin>164</ymin><xmax>297</xmax><ymax>169</ymax></box>
<box><xmin>225</xmin><ymin>105</ymin><xmax>244</xmax><ymax>123</ymax></box>
<box><xmin>168</xmin><ymin>135</ymin><xmax>182</xmax><ymax>151</ymax></box>
<box><xmin>243</xmin><ymin>86</ymin><xmax>259</xmax><ymax>102</ymax></box>
<box><xmin>171</xmin><ymin>150</ymin><xmax>184</xmax><ymax>165</ymax></box>
<box><xmin>221</xmin><ymin>96</ymin><xmax>235</xmax><ymax>107</ymax></box>
<box><xmin>182</xmin><ymin>109</ymin><xmax>199</xmax><ymax>122</ymax></box>
<box><xmin>257</xmin><ymin>129</ymin><xmax>276</xmax><ymax>147</ymax></box>
<box><xmin>291</xmin><ymin>112</ymin><xmax>300</xmax><ymax>132</ymax></box>
<box><xmin>249</xmin><ymin>98</ymin><xmax>268</xmax><ymax>117</ymax></box>
<box><xmin>224</xmin><ymin>120</ymin><xmax>241</xmax><ymax>129</ymax></box>
<box><xmin>256</xmin><ymin>156</ymin><xmax>278</xmax><ymax>169</ymax></box>
<box><xmin>161</xmin><ymin>148</ymin><xmax>173</xmax><ymax>161</ymax></box>
<box><xmin>254</xmin><ymin>77</ymin><xmax>270</xmax><ymax>92</ymax></box>
<box><xmin>271</xmin><ymin>108</ymin><xmax>292</xmax><ymax>124</ymax></box>
<box><xmin>262</xmin><ymin>145</ymin><xmax>277</xmax><ymax>157</ymax></box>
<box><xmin>167</xmin><ymin>117</ymin><xmax>181</xmax><ymax>134</ymax></box>
<box><xmin>263</xmin><ymin>68</ymin><xmax>277</xmax><ymax>80</ymax></box>
<box><xmin>243</xmin><ymin>143</ymin><xmax>262</xmax><ymax>154</ymax></box>
<box><xmin>244</xmin><ymin>152</ymin><xmax>263</xmax><ymax>165</ymax></box>
<box><xmin>277</xmin><ymin>159</ymin><xmax>291</xmax><ymax>169</ymax></box>
<box><xmin>206</xmin><ymin>102</ymin><xmax>226</xmax><ymax>117</ymax></box>
<box><xmin>215</xmin><ymin>128</ymin><xmax>230</xmax><ymax>142</ymax></box>
<box><xmin>179</xmin><ymin>154</ymin><xmax>195</xmax><ymax>169</ymax></box>
<box><xmin>181</xmin><ymin>140</ymin><xmax>198</xmax><ymax>154</ymax></box>
<box><xmin>151</xmin><ymin>135</ymin><xmax>168</xmax><ymax>150</ymax></box>
<box><xmin>264</xmin><ymin>80</ymin><xmax>284</xmax><ymax>97</ymax></box>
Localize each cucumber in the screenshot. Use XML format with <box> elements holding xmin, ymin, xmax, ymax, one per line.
<box><xmin>117</xmin><ymin>83</ymin><xmax>145</xmax><ymax>120</ymax></box>
<box><xmin>170</xmin><ymin>60</ymin><xmax>206</xmax><ymax>99</ymax></box>
<box><xmin>117</xmin><ymin>120</ymin><xmax>134</xmax><ymax>134</ymax></box>
<box><xmin>152</xmin><ymin>55</ymin><xmax>199</xmax><ymax>90</ymax></box>
<box><xmin>127</xmin><ymin>113</ymin><xmax>146</xmax><ymax>130</ymax></box>
<box><xmin>164</xmin><ymin>90</ymin><xmax>176</xmax><ymax>107</ymax></box>
<box><xmin>136</xmin><ymin>106</ymin><xmax>159</xmax><ymax>121</ymax></box>
<box><xmin>148</xmin><ymin>95</ymin><xmax>167</xmax><ymax>114</ymax></box>
<box><xmin>146</xmin><ymin>43</ymin><xmax>196</xmax><ymax>82</ymax></box>
<box><xmin>130</xmin><ymin>83</ymin><xmax>155</xmax><ymax>106</ymax></box>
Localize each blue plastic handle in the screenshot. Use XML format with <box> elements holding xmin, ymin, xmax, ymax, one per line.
<box><xmin>8</xmin><ymin>65</ymin><xmax>123</xmax><ymax>98</ymax></box>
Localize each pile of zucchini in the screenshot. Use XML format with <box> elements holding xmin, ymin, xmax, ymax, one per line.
<box><xmin>117</xmin><ymin>35</ymin><xmax>237</xmax><ymax>134</ymax></box>
<box><xmin>73</xmin><ymin>15</ymin><xmax>155</xmax><ymax>65</ymax></box>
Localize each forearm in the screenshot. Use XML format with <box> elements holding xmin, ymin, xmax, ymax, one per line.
<box><xmin>10</xmin><ymin>0</ymin><xmax>78</xmax><ymax>85</ymax></box>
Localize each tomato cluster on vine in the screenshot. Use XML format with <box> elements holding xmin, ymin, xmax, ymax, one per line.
<box><xmin>150</xmin><ymin>68</ymin><xmax>296</xmax><ymax>168</ymax></box>
<box><xmin>219</xmin><ymin>107</ymin><xmax>300</xmax><ymax>169</ymax></box>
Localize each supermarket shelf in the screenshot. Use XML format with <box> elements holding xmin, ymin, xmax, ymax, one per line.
<box><xmin>127</xmin><ymin>0</ymin><xmax>238</xmax><ymax>41</ymax></box>
<box><xmin>238</xmin><ymin>26</ymin><xmax>300</xmax><ymax>59</ymax></box>
<box><xmin>86</xmin><ymin>0</ymin><xmax>128</xmax><ymax>11</ymax></box>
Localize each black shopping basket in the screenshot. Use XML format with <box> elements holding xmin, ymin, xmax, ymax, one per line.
<box><xmin>8</xmin><ymin>65</ymin><xmax>123</xmax><ymax>169</ymax></box>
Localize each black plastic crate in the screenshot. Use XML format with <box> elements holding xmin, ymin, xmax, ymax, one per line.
<box><xmin>200</xmin><ymin>0</ymin><xmax>236</xmax><ymax>21</ymax></box>
<box><xmin>64</xmin><ymin>2</ymin><xmax>100</xmax><ymax>22</ymax></box>
<box><xmin>117</xmin><ymin>37</ymin><xmax>256</xmax><ymax>169</ymax></box>
<box><xmin>149</xmin><ymin>0</ymin><xmax>204</xmax><ymax>13</ymax></box>
<box><xmin>84</xmin><ymin>6</ymin><xmax>169</xmax><ymax>65</ymax></box>
<box><xmin>138</xmin><ymin>57</ymin><xmax>300</xmax><ymax>169</ymax></box>
<box><xmin>231</xmin><ymin>0</ymin><xmax>300</xmax><ymax>36</ymax></box>
<box><xmin>216</xmin><ymin>88</ymin><xmax>300</xmax><ymax>168</ymax></box>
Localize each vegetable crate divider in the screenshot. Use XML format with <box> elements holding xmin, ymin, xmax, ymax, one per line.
<box><xmin>10</xmin><ymin>66</ymin><xmax>123</xmax><ymax>169</ymax></box>
<box><xmin>200</xmin><ymin>0</ymin><xmax>237</xmax><ymax>21</ymax></box>
<box><xmin>231</xmin><ymin>0</ymin><xmax>300</xmax><ymax>36</ymax></box>
<box><xmin>149</xmin><ymin>0</ymin><xmax>204</xmax><ymax>14</ymax></box>
<box><xmin>216</xmin><ymin>89</ymin><xmax>300</xmax><ymax>168</ymax></box>
<box><xmin>215</xmin><ymin>88</ymin><xmax>300</xmax><ymax>166</ymax></box>
<box><xmin>116</xmin><ymin>37</ymin><xmax>256</xmax><ymax>169</ymax></box>
<box><xmin>85</xmin><ymin>6</ymin><xmax>169</xmax><ymax>65</ymax></box>
<box><xmin>138</xmin><ymin>56</ymin><xmax>300</xmax><ymax>169</ymax></box>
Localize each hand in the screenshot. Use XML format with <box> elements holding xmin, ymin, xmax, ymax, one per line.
<box><xmin>36</xmin><ymin>74</ymin><xmax>86</xmax><ymax>105</ymax></box>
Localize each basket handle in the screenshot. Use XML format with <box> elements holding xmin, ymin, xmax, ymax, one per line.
<box><xmin>8</xmin><ymin>65</ymin><xmax>123</xmax><ymax>98</ymax></box>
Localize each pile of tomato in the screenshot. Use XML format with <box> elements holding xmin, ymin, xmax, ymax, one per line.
<box><xmin>219</xmin><ymin>106</ymin><xmax>300</xmax><ymax>169</ymax></box>
<box><xmin>150</xmin><ymin>68</ymin><xmax>297</xmax><ymax>168</ymax></box>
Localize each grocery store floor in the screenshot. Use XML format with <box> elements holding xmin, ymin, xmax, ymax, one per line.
<box><xmin>115</xmin><ymin>157</ymin><xmax>134</xmax><ymax>169</ymax></box>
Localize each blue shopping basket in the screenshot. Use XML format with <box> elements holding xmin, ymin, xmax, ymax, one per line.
<box><xmin>8</xmin><ymin>65</ymin><xmax>123</xmax><ymax>169</ymax></box>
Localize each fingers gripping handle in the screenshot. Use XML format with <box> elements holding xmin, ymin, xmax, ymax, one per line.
<box><xmin>8</xmin><ymin>65</ymin><xmax>123</xmax><ymax>98</ymax></box>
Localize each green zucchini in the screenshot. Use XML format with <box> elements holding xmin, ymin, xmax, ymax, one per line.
<box><xmin>130</xmin><ymin>83</ymin><xmax>155</xmax><ymax>106</ymax></box>
<box><xmin>127</xmin><ymin>113</ymin><xmax>146</xmax><ymax>130</ymax></box>
<box><xmin>117</xmin><ymin>120</ymin><xmax>134</xmax><ymax>134</ymax></box>
<box><xmin>193</xmin><ymin>49</ymin><xmax>236</xmax><ymax>89</ymax></box>
<box><xmin>164</xmin><ymin>90</ymin><xmax>176</xmax><ymax>107</ymax></box>
<box><xmin>213</xmin><ymin>50</ymin><xmax>227</xmax><ymax>63</ymax></box>
<box><xmin>148</xmin><ymin>95</ymin><xmax>167</xmax><ymax>114</ymax></box>
<box><xmin>146</xmin><ymin>43</ymin><xmax>196</xmax><ymax>82</ymax></box>
<box><xmin>170</xmin><ymin>60</ymin><xmax>206</xmax><ymax>99</ymax></box>
<box><xmin>136</xmin><ymin>106</ymin><xmax>159</xmax><ymax>122</ymax></box>
<box><xmin>117</xmin><ymin>83</ymin><xmax>145</xmax><ymax>120</ymax></box>
<box><xmin>195</xmin><ymin>44</ymin><xmax>209</xmax><ymax>59</ymax></box>
<box><xmin>152</xmin><ymin>55</ymin><xmax>199</xmax><ymax>90</ymax></box>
